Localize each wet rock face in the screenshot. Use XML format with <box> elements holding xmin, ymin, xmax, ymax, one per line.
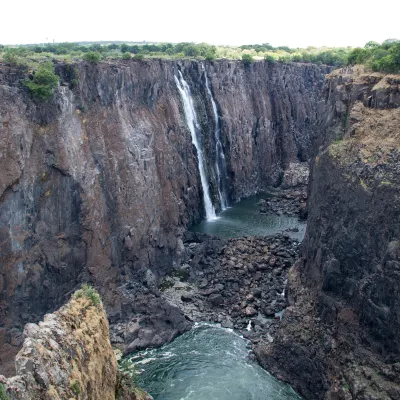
<box><xmin>0</xmin><ymin>60</ymin><xmax>329</xmax><ymax>374</ymax></box>
<box><xmin>255</xmin><ymin>70</ymin><xmax>400</xmax><ymax>399</ymax></box>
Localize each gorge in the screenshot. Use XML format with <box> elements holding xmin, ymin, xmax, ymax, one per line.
<box><xmin>0</xmin><ymin>57</ymin><xmax>399</xmax><ymax>399</ymax></box>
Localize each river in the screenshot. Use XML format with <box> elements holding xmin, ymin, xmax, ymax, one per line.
<box><xmin>130</xmin><ymin>324</ymin><xmax>301</xmax><ymax>400</ymax></box>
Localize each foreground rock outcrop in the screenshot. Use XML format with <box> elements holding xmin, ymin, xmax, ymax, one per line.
<box><xmin>0</xmin><ymin>286</ymin><xmax>151</xmax><ymax>400</ymax></box>
<box><xmin>0</xmin><ymin>59</ymin><xmax>330</xmax><ymax>373</ymax></box>
<box><xmin>255</xmin><ymin>70</ymin><xmax>400</xmax><ymax>399</ymax></box>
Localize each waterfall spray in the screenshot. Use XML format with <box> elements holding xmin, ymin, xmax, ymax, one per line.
<box><xmin>203</xmin><ymin>65</ymin><xmax>229</xmax><ymax>210</ymax></box>
<box><xmin>174</xmin><ymin>70</ymin><xmax>217</xmax><ymax>221</ymax></box>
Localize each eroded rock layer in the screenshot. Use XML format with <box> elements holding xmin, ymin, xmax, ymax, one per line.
<box><xmin>255</xmin><ymin>70</ymin><xmax>400</xmax><ymax>399</ymax></box>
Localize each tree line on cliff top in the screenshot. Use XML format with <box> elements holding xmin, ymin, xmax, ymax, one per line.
<box><xmin>0</xmin><ymin>39</ymin><xmax>398</xmax><ymax>101</ymax></box>
<box><xmin>1</xmin><ymin>39</ymin><xmax>399</xmax><ymax>72</ymax></box>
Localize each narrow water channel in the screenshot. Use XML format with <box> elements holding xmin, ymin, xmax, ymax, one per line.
<box><xmin>130</xmin><ymin>324</ymin><xmax>301</xmax><ymax>400</ymax></box>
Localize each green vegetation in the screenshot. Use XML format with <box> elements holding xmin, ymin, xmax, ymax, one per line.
<box><xmin>73</xmin><ymin>284</ymin><xmax>102</xmax><ymax>307</ymax></box>
<box><xmin>0</xmin><ymin>383</ymin><xmax>9</xmax><ymax>400</ymax></box>
<box><xmin>347</xmin><ymin>39</ymin><xmax>400</xmax><ymax>73</ymax></box>
<box><xmin>23</xmin><ymin>61</ymin><xmax>59</xmax><ymax>100</ymax></box>
<box><xmin>83</xmin><ymin>51</ymin><xmax>101</xmax><ymax>63</ymax></box>
<box><xmin>71</xmin><ymin>380</ymin><xmax>81</xmax><ymax>395</ymax></box>
<box><xmin>116</xmin><ymin>358</ymin><xmax>147</xmax><ymax>399</ymax></box>
<box><xmin>242</xmin><ymin>53</ymin><xmax>254</xmax><ymax>66</ymax></box>
<box><xmin>0</xmin><ymin>39</ymin><xmax>398</xmax><ymax>71</ymax></box>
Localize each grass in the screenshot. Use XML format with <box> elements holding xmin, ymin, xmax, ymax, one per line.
<box><xmin>0</xmin><ymin>384</ymin><xmax>9</xmax><ymax>400</ymax></box>
<box><xmin>380</xmin><ymin>181</ymin><xmax>394</xmax><ymax>187</ymax></box>
<box><xmin>73</xmin><ymin>284</ymin><xmax>101</xmax><ymax>307</ymax></box>
<box><xmin>116</xmin><ymin>358</ymin><xmax>148</xmax><ymax>399</ymax></box>
<box><xmin>71</xmin><ymin>380</ymin><xmax>81</xmax><ymax>395</ymax></box>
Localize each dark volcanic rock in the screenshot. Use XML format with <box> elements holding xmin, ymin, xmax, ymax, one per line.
<box><xmin>162</xmin><ymin>233</ymin><xmax>301</xmax><ymax>343</ymax></box>
<box><xmin>0</xmin><ymin>59</ymin><xmax>329</xmax><ymax>374</ymax></box>
<box><xmin>255</xmin><ymin>70</ymin><xmax>400</xmax><ymax>399</ymax></box>
<box><xmin>259</xmin><ymin>187</ymin><xmax>308</xmax><ymax>218</ymax></box>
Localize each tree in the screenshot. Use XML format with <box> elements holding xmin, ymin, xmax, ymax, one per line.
<box><xmin>347</xmin><ymin>48</ymin><xmax>368</xmax><ymax>65</ymax></box>
<box><xmin>24</xmin><ymin>61</ymin><xmax>59</xmax><ymax>100</ymax></box>
<box><xmin>242</xmin><ymin>53</ymin><xmax>254</xmax><ymax>65</ymax></box>
<box><xmin>83</xmin><ymin>51</ymin><xmax>101</xmax><ymax>63</ymax></box>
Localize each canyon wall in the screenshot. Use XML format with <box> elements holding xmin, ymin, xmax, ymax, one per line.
<box><xmin>255</xmin><ymin>70</ymin><xmax>400</xmax><ymax>399</ymax></box>
<box><xmin>0</xmin><ymin>59</ymin><xmax>329</xmax><ymax>374</ymax></box>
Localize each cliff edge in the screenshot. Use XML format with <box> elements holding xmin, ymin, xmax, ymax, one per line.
<box><xmin>255</xmin><ymin>69</ymin><xmax>400</xmax><ymax>399</ymax></box>
<box><xmin>0</xmin><ymin>286</ymin><xmax>151</xmax><ymax>400</ymax></box>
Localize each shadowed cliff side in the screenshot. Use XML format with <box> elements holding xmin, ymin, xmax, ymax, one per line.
<box><xmin>0</xmin><ymin>59</ymin><xmax>329</xmax><ymax>374</ymax></box>
<box><xmin>255</xmin><ymin>69</ymin><xmax>400</xmax><ymax>399</ymax></box>
<box><xmin>0</xmin><ymin>285</ymin><xmax>151</xmax><ymax>400</ymax></box>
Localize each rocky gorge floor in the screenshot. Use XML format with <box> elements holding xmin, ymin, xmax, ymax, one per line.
<box><xmin>159</xmin><ymin>229</ymin><xmax>301</xmax><ymax>349</ymax></box>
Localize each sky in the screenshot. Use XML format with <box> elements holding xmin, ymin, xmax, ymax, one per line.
<box><xmin>1</xmin><ymin>0</ymin><xmax>399</xmax><ymax>48</ymax></box>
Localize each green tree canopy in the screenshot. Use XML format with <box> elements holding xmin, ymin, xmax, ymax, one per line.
<box><xmin>24</xmin><ymin>61</ymin><xmax>59</xmax><ymax>100</ymax></box>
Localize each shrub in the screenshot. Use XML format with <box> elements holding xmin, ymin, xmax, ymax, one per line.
<box><xmin>73</xmin><ymin>284</ymin><xmax>101</xmax><ymax>307</ymax></box>
<box><xmin>23</xmin><ymin>61</ymin><xmax>59</xmax><ymax>100</ymax></box>
<box><xmin>0</xmin><ymin>383</ymin><xmax>9</xmax><ymax>400</ymax></box>
<box><xmin>264</xmin><ymin>55</ymin><xmax>275</xmax><ymax>63</ymax></box>
<box><xmin>2</xmin><ymin>49</ymin><xmax>30</xmax><ymax>67</ymax></box>
<box><xmin>205</xmin><ymin>52</ymin><xmax>216</xmax><ymax>61</ymax></box>
<box><xmin>242</xmin><ymin>53</ymin><xmax>254</xmax><ymax>66</ymax></box>
<box><xmin>71</xmin><ymin>380</ymin><xmax>80</xmax><ymax>395</ymax></box>
<box><xmin>121</xmin><ymin>52</ymin><xmax>131</xmax><ymax>60</ymax></box>
<box><xmin>83</xmin><ymin>51</ymin><xmax>101</xmax><ymax>63</ymax></box>
<box><xmin>133</xmin><ymin>54</ymin><xmax>144</xmax><ymax>60</ymax></box>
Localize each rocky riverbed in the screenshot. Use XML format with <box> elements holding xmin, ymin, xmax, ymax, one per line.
<box><xmin>258</xmin><ymin>187</ymin><xmax>308</xmax><ymax>220</ymax></box>
<box><xmin>158</xmin><ymin>231</ymin><xmax>301</xmax><ymax>348</ymax></box>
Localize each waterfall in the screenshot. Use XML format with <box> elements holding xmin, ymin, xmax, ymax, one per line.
<box><xmin>174</xmin><ymin>70</ymin><xmax>217</xmax><ymax>221</ymax></box>
<box><xmin>203</xmin><ymin>66</ymin><xmax>229</xmax><ymax>210</ymax></box>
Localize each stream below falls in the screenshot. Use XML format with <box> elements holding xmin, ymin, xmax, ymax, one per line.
<box><xmin>126</xmin><ymin>193</ymin><xmax>306</xmax><ymax>399</ymax></box>
<box><xmin>130</xmin><ymin>324</ymin><xmax>302</xmax><ymax>400</ymax></box>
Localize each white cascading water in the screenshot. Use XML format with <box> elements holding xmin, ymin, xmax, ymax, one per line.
<box><xmin>203</xmin><ymin>65</ymin><xmax>228</xmax><ymax>210</ymax></box>
<box><xmin>174</xmin><ymin>70</ymin><xmax>217</xmax><ymax>221</ymax></box>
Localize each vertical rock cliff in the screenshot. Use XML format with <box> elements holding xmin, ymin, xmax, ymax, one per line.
<box><xmin>0</xmin><ymin>59</ymin><xmax>329</xmax><ymax>374</ymax></box>
<box><xmin>255</xmin><ymin>70</ymin><xmax>400</xmax><ymax>399</ymax></box>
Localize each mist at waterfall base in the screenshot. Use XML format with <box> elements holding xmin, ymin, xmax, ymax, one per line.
<box><xmin>130</xmin><ymin>324</ymin><xmax>302</xmax><ymax>400</ymax></box>
<box><xmin>190</xmin><ymin>193</ymin><xmax>306</xmax><ymax>241</ymax></box>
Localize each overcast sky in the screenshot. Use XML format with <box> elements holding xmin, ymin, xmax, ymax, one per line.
<box><xmin>2</xmin><ymin>0</ymin><xmax>399</xmax><ymax>48</ymax></box>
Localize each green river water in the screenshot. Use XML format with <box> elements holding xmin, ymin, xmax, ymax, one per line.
<box><xmin>127</xmin><ymin>194</ymin><xmax>305</xmax><ymax>399</ymax></box>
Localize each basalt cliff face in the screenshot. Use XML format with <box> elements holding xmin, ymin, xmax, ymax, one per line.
<box><xmin>255</xmin><ymin>70</ymin><xmax>400</xmax><ymax>399</ymax></box>
<box><xmin>0</xmin><ymin>59</ymin><xmax>329</xmax><ymax>375</ymax></box>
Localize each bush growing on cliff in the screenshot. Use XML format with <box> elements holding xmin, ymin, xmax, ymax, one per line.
<box><xmin>121</xmin><ymin>52</ymin><xmax>131</xmax><ymax>60</ymax></box>
<box><xmin>73</xmin><ymin>284</ymin><xmax>101</xmax><ymax>307</ymax></box>
<box><xmin>83</xmin><ymin>51</ymin><xmax>101</xmax><ymax>63</ymax></box>
<box><xmin>23</xmin><ymin>61</ymin><xmax>59</xmax><ymax>100</ymax></box>
<box><xmin>242</xmin><ymin>53</ymin><xmax>254</xmax><ymax>66</ymax></box>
